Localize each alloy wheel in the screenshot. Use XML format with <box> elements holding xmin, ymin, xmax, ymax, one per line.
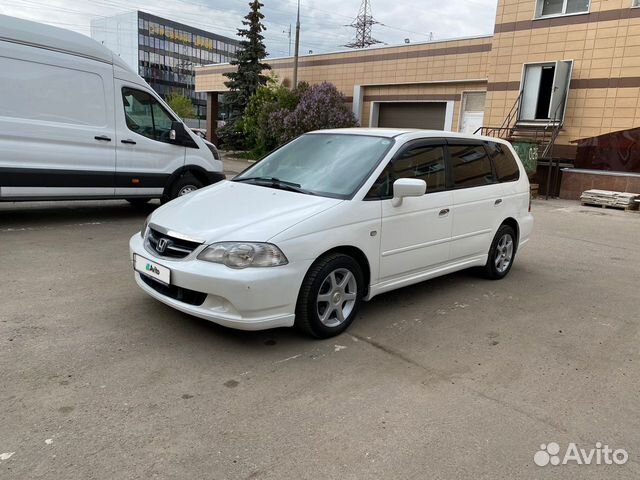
<box><xmin>495</xmin><ymin>233</ymin><xmax>514</xmax><ymax>274</ymax></box>
<box><xmin>316</xmin><ymin>268</ymin><xmax>358</xmax><ymax>328</ymax></box>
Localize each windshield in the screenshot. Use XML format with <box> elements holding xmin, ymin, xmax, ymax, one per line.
<box><xmin>234</xmin><ymin>133</ymin><xmax>394</xmax><ymax>198</ymax></box>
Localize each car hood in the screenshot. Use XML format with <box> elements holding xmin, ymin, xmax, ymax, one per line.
<box><xmin>149</xmin><ymin>180</ymin><xmax>343</xmax><ymax>243</ymax></box>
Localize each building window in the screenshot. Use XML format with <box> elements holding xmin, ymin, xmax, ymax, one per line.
<box><xmin>519</xmin><ymin>60</ymin><xmax>573</xmax><ymax>122</ymax></box>
<box><xmin>634</xmin><ymin>0</ymin><xmax>640</xmax><ymax>6</ymax></box>
<box><xmin>536</xmin><ymin>0</ymin><xmax>590</xmax><ymax>17</ymax></box>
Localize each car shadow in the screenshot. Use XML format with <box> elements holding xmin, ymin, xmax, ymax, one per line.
<box><xmin>150</xmin><ymin>268</ymin><xmax>486</xmax><ymax>349</ymax></box>
<box><xmin>0</xmin><ymin>200</ymin><xmax>159</xmax><ymax>229</ymax></box>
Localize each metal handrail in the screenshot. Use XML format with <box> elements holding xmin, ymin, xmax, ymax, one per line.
<box><xmin>500</xmin><ymin>90</ymin><xmax>523</xmax><ymax>130</ymax></box>
<box><xmin>541</xmin><ymin>96</ymin><xmax>566</xmax><ymax>199</ymax></box>
<box><xmin>474</xmin><ymin>91</ymin><xmax>522</xmax><ymax>138</ymax></box>
<box><xmin>540</xmin><ymin>97</ymin><xmax>565</xmax><ymax>159</ymax></box>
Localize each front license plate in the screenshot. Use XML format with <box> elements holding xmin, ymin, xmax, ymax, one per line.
<box><xmin>134</xmin><ymin>254</ymin><xmax>171</xmax><ymax>285</ymax></box>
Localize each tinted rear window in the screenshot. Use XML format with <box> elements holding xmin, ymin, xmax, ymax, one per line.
<box><xmin>486</xmin><ymin>142</ymin><xmax>520</xmax><ymax>182</ymax></box>
<box><xmin>449</xmin><ymin>144</ymin><xmax>495</xmax><ymax>188</ymax></box>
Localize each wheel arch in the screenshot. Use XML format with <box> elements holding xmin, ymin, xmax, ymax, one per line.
<box><xmin>312</xmin><ymin>245</ymin><xmax>372</xmax><ymax>297</ymax></box>
<box><xmin>500</xmin><ymin>217</ymin><xmax>520</xmax><ymax>250</ymax></box>
<box><xmin>164</xmin><ymin>165</ymin><xmax>211</xmax><ymax>194</ymax></box>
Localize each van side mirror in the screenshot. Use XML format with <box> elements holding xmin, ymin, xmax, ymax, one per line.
<box><xmin>169</xmin><ymin>121</ymin><xmax>190</xmax><ymax>144</ymax></box>
<box><xmin>391</xmin><ymin>178</ymin><xmax>426</xmax><ymax>207</ymax></box>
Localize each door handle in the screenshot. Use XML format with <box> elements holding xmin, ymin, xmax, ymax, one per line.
<box><xmin>439</xmin><ymin>208</ymin><xmax>450</xmax><ymax>217</ymax></box>
<box><xmin>494</xmin><ymin>199</ymin><xmax>503</xmax><ymax>206</ymax></box>
<box><xmin>121</xmin><ymin>139</ymin><xmax>137</xmax><ymax>145</ymax></box>
<box><xmin>94</xmin><ymin>135</ymin><xmax>111</xmax><ymax>142</ymax></box>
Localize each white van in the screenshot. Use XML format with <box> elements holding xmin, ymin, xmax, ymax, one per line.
<box><xmin>0</xmin><ymin>15</ymin><xmax>224</xmax><ymax>204</ymax></box>
<box><xmin>130</xmin><ymin>128</ymin><xmax>534</xmax><ymax>338</ymax></box>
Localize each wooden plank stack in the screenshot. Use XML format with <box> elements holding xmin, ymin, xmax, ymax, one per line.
<box><xmin>580</xmin><ymin>189</ymin><xmax>640</xmax><ymax>210</ymax></box>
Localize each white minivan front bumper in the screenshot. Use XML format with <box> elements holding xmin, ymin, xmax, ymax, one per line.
<box><xmin>129</xmin><ymin>233</ymin><xmax>311</xmax><ymax>330</ymax></box>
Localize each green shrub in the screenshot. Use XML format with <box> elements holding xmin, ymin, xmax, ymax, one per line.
<box><xmin>218</xmin><ymin>118</ymin><xmax>249</xmax><ymax>150</ymax></box>
<box><xmin>242</xmin><ymin>80</ymin><xmax>305</xmax><ymax>155</ymax></box>
<box><xmin>166</xmin><ymin>92</ymin><xmax>194</xmax><ymax>119</ymax></box>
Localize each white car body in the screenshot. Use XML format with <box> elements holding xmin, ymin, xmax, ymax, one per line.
<box><xmin>129</xmin><ymin>128</ymin><xmax>533</xmax><ymax>333</ymax></box>
<box><xmin>0</xmin><ymin>15</ymin><xmax>223</xmax><ymax>202</ymax></box>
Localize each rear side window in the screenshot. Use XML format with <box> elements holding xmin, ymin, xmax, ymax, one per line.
<box><xmin>449</xmin><ymin>144</ymin><xmax>495</xmax><ymax>188</ymax></box>
<box><xmin>365</xmin><ymin>143</ymin><xmax>446</xmax><ymax>198</ymax></box>
<box><xmin>486</xmin><ymin>142</ymin><xmax>520</xmax><ymax>182</ymax></box>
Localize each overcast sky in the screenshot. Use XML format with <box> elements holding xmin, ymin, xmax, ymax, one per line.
<box><xmin>0</xmin><ymin>0</ymin><xmax>498</xmax><ymax>58</ymax></box>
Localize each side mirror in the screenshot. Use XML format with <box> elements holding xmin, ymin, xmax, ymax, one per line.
<box><xmin>169</xmin><ymin>121</ymin><xmax>189</xmax><ymax>144</ymax></box>
<box><xmin>391</xmin><ymin>178</ymin><xmax>426</xmax><ymax>207</ymax></box>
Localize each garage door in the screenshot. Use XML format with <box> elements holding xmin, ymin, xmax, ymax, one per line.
<box><xmin>378</xmin><ymin>102</ymin><xmax>446</xmax><ymax>130</ymax></box>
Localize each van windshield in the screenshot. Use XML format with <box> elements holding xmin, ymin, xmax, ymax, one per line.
<box><xmin>234</xmin><ymin>133</ymin><xmax>394</xmax><ymax>199</ymax></box>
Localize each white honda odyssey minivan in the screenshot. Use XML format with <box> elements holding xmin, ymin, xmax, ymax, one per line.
<box><xmin>0</xmin><ymin>15</ymin><xmax>224</xmax><ymax>204</ymax></box>
<box><xmin>130</xmin><ymin>128</ymin><xmax>533</xmax><ymax>338</ymax></box>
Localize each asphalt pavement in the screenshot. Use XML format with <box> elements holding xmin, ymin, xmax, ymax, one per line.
<box><xmin>1</xmin><ymin>197</ymin><xmax>639</xmax><ymax>479</ymax></box>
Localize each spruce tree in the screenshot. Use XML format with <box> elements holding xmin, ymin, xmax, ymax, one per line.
<box><xmin>224</xmin><ymin>0</ymin><xmax>271</xmax><ymax>120</ymax></box>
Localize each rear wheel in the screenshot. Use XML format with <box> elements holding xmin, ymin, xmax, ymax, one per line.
<box><xmin>295</xmin><ymin>253</ymin><xmax>364</xmax><ymax>338</ymax></box>
<box><xmin>483</xmin><ymin>224</ymin><xmax>517</xmax><ymax>280</ymax></box>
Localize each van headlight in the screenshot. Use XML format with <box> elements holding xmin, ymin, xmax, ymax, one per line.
<box><xmin>141</xmin><ymin>214</ymin><xmax>152</xmax><ymax>238</ymax></box>
<box><xmin>204</xmin><ymin>140</ymin><xmax>220</xmax><ymax>160</ymax></box>
<box><xmin>197</xmin><ymin>242</ymin><xmax>288</xmax><ymax>268</ymax></box>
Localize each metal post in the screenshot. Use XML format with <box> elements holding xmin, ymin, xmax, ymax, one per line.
<box><xmin>545</xmin><ymin>143</ymin><xmax>553</xmax><ymax>200</ymax></box>
<box><xmin>292</xmin><ymin>0</ymin><xmax>300</xmax><ymax>88</ymax></box>
<box><xmin>206</xmin><ymin>92</ymin><xmax>219</xmax><ymax>145</ymax></box>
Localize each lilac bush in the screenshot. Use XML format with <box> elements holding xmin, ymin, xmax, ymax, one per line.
<box><xmin>268</xmin><ymin>82</ymin><xmax>358</xmax><ymax>144</ymax></box>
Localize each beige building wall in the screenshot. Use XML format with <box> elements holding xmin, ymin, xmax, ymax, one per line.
<box><xmin>486</xmin><ymin>0</ymin><xmax>640</xmax><ymax>154</ymax></box>
<box><xmin>196</xmin><ymin>36</ymin><xmax>492</xmax><ymax>128</ymax></box>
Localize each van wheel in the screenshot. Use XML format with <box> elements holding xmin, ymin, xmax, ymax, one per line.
<box><xmin>295</xmin><ymin>253</ymin><xmax>364</xmax><ymax>338</ymax></box>
<box><xmin>169</xmin><ymin>174</ymin><xmax>203</xmax><ymax>200</ymax></box>
<box><xmin>483</xmin><ymin>224</ymin><xmax>517</xmax><ymax>280</ymax></box>
<box><xmin>126</xmin><ymin>198</ymin><xmax>151</xmax><ymax>207</ymax></box>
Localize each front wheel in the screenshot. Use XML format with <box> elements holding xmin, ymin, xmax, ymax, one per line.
<box><xmin>295</xmin><ymin>253</ymin><xmax>364</xmax><ymax>338</ymax></box>
<box><xmin>167</xmin><ymin>173</ymin><xmax>204</xmax><ymax>201</ymax></box>
<box><xmin>483</xmin><ymin>224</ymin><xmax>517</xmax><ymax>280</ymax></box>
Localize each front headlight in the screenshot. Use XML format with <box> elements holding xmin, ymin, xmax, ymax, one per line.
<box><xmin>204</xmin><ymin>140</ymin><xmax>220</xmax><ymax>160</ymax></box>
<box><xmin>197</xmin><ymin>242</ymin><xmax>288</xmax><ymax>268</ymax></box>
<box><xmin>141</xmin><ymin>214</ymin><xmax>152</xmax><ymax>238</ymax></box>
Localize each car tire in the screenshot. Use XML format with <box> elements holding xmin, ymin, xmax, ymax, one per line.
<box><xmin>295</xmin><ymin>253</ymin><xmax>364</xmax><ymax>338</ymax></box>
<box><xmin>126</xmin><ymin>198</ymin><xmax>151</xmax><ymax>207</ymax></box>
<box><xmin>483</xmin><ymin>224</ymin><xmax>517</xmax><ymax>280</ymax></box>
<box><xmin>168</xmin><ymin>173</ymin><xmax>204</xmax><ymax>201</ymax></box>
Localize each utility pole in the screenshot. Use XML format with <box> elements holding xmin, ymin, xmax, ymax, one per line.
<box><xmin>292</xmin><ymin>0</ymin><xmax>300</xmax><ymax>87</ymax></box>
<box><xmin>283</xmin><ymin>24</ymin><xmax>292</xmax><ymax>56</ymax></box>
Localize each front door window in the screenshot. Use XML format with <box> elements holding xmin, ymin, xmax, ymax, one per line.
<box><xmin>122</xmin><ymin>88</ymin><xmax>175</xmax><ymax>143</ymax></box>
<box><xmin>366</xmin><ymin>142</ymin><xmax>447</xmax><ymax>199</ymax></box>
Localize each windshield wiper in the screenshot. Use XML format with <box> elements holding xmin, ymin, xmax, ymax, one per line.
<box><xmin>235</xmin><ymin>176</ymin><xmax>301</xmax><ymax>187</ymax></box>
<box><xmin>234</xmin><ymin>176</ymin><xmax>315</xmax><ymax>195</ymax></box>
